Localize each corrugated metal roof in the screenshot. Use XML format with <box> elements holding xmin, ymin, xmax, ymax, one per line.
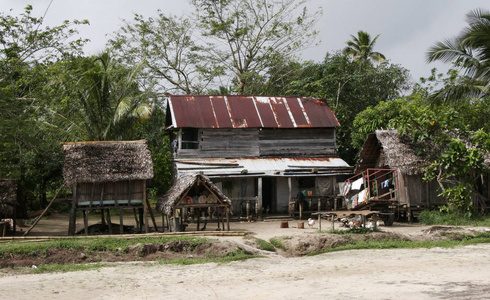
<box><xmin>167</xmin><ymin>95</ymin><xmax>340</xmax><ymax>129</ymax></box>
<box><xmin>175</xmin><ymin>157</ymin><xmax>353</xmax><ymax>178</ymax></box>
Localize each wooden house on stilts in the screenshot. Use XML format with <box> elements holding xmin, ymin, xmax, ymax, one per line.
<box><xmin>355</xmin><ymin>130</ymin><xmax>446</xmax><ymax>220</ymax></box>
<box><xmin>62</xmin><ymin>140</ymin><xmax>154</xmax><ymax>235</ymax></box>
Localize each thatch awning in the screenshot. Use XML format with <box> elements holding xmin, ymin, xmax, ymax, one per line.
<box><xmin>157</xmin><ymin>173</ymin><xmax>231</xmax><ymax>216</ymax></box>
<box><xmin>0</xmin><ymin>179</ymin><xmax>20</xmax><ymax>218</ymax></box>
<box><xmin>61</xmin><ymin>140</ymin><xmax>153</xmax><ymax>187</ymax></box>
<box><xmin>356</xmin><ymin>130</ymin><xmax>427</xmax><ymax>175</ymax></box>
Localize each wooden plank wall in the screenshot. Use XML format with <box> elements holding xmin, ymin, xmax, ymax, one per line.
<box><xmin>259</xmin><ymin>128</ymin><xmax>336</xmax><ymax>157</ymax></box>
<box><xmin>76</xmin><ymin>180</ymin><xmax>144</xmax><ymax>203</ymax></box>
<box><xmin>178</xmin><ymin>129</ymin><xmax>259</xmax><ymax>158</ymax></box>
<box><xmin>176</xmin><ymin>128</ymin><xmax>337</xmax><ymax>159</ymax></box>
<box><xmin>398</xmin><ymin>174</ymin><xmax>446</xmax><ymax>207</ymax></box>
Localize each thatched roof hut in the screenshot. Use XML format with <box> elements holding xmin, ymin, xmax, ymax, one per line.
<box><xmin>356</xmin><ymin>129</ymin><xmax>427</xmax><ymax>175</ymax></box>
<box><xmin>0</xmin><ymin>179</ymin><xmax>26</xmax><ymax>219</ymax></box>
<box><xmin>61</xmin><ymin>140</ymin><xmax>153</xmax><ymax>187</ymax></box>
<box><xmin>157</xmin><ymin>173</ymin><xmax>231</xmax><ymax>216</ymax></box>
<box><xmin>61</xmin><ymin>140</ymin><xmax>154</xmax><ymax>235</ymax></box>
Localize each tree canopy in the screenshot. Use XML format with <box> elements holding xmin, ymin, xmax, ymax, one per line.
<box><xmin>343</xmin><ymin>30</ymin><xmax>386</xmax><ymax>63</ymax></box>
<box><xmin>427</xmin><ymin>8</ymin><xmax>490</xmax><ymax>103</ymax></box>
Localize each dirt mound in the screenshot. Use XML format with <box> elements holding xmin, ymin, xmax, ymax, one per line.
<box><xmin>281</xmin><ymin>232</ymin><xmax>410</xmax><ymax>256</ymax></box>
<box><xmin>0</xmin><ymin>240</ymin><xmax>239</xmax><ymax>269</ymax></box>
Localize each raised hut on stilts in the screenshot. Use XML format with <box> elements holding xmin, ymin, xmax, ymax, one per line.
<box><xmin>62</xmin><ymin>140</ymin><xmax>154</xmax><ymax>235</ymax></box>
<box><xmin>0</xmin><ymin>179</ymin><xmax>26</xmax><ymax>236</ymax></box>
<box><xmin>157</xmin><ymin>173</ymin><xmax>232</xmax><ymax>232</ymax></box>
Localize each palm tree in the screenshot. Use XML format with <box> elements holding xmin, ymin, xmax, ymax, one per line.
<box><xmin>343</xmin><ymin>31</ymin><xmax>386</xmax><ymax>63</ymax></box>
<box><xmin>426</xmin><ymin>8</ymin><xmax>490</xmax><ymax>103</ymax></box>
<box><xmin>72</xmin><ymin>51</ymin><xmax>152</xmax><ymax>141</ymax></box>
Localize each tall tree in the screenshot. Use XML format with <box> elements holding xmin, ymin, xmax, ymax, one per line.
<box><xmin>287</xmin><ymin>52</ymin><xmax>410</xmax><ymax>163</ymax></box>
<box><xmin>109</xmin><ymin>12</ymin><xmax>217</xmax><ymax>95</ymax></box>
<box><xmin>426</xmin><ymin>8</ymin><xmax>490</xmax><ymax>103</ymax></box>
<box><xmin>53</xmin><ymin>51</ymin><xmax>153</xmax><ymax>141</ymax></box>
<box><xmin>343</xmin><ymin>30</ymin><xmax>386</xmax><ymax>63</ymax></box>
<box><xmin>0</xmin><ymin>5</ymin><xmax>87</xmax><ymax>179</ymax></box>
<box><xmin>192</xmin><ymin>0</ymin><xmax>321</xmax><ymax>94</ymax></box>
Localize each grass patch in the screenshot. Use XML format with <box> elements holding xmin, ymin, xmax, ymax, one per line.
<box><xmin>269</xmin><ymin>238</ymin><xmax>287</xmax><ymax>251</ymax></box>
<box><xmin>306</xmin><ymin>231</ymin><xmax>490</xmax><ymax>256</ymax></box>
<box><xmin>254</xmin><ymin>238</ymin><xmax>275</xmax><ymax>251</ymax></box>
<box><xmin>158</xmin><ymin>249</ymin><xmax>260</xmax><ymax>265</ymax></box>
<box><xmin>418</xmin><ymin>210</ymin><xmax>490</xmax><ymax>226</ymax></box>
<box><xmin>0</xmin><ymin>236</ymin><xmax>209</xmax><ymax>258</ymax></box>
<box><xmin>322</xmin><ymin>228</ymin><xmax>381</xmax><ymax>234</ymax></box>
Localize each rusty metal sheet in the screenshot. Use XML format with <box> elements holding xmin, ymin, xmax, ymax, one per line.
<box><xmin>175</xmin><ymin>157</ymin><xmax>352</xmax><ymax>177</ymax></box>
<box><xmin>168</xmin><ymin>95</ymin><xmax>339</xmax><ymax>129</ymax></box>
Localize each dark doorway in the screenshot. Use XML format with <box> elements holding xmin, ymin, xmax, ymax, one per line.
<box><xmin>261</xmin><ymin>177</ymin><xmax>275</xmax><ymax>213</ymax></box>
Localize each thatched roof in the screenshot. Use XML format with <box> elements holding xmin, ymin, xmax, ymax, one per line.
<box><xmin>0</xmin><ymin>179</ymin><xmax>20</xmax><ymax>218</ymax></box>
<box><xmin>356</xmin><ymin>130</ymin><xmax>427</xmax><ymax>175</ymax></box>
<box><xmin>157</xmin><ymin>173</ymin><xmax>231</xmax><ymax>216</ymax></box>
<box><xmin>62</xmin><ymin>140</ymin><xmax>153</xmax><ymax>187</ymax></box>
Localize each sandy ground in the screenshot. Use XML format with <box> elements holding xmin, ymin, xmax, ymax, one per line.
<box><xmin>1</xmin><ymin>244</ymin><xmax>489</xmax><ymax>300</ymax></box>
<box><xmin>2</xmin><ymin>215</ymin><xmax>490</xmax><ymax>299</ymax></box>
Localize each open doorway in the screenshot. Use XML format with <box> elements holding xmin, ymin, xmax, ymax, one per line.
<box><xmin>261</xmin><ymin>177</ymin><xmax>276</xmax><ymax>213</ymax></box>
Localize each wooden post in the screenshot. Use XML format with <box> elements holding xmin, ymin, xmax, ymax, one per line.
<box><xmin>173</xmin><ymin>209</ymin><xmax>178</xmax><ymax>232</ymax></box>
<box><xmin>318</xmin><ymin>213</ymin><xmax>321</xmax><ymax>231</ymax></box>
<box><xmin>226</xmin><ymin>207</ymin><xmax>230</xmax><ymax>231</ymax></box>
<box><xmin>246</xmin><ymin>201</ymin><xmax>250</xmax><ymax>219</ymax></box>
<box><xmin>83</xmin><ymin>210</ymin><xmax>88</xmax><ymax>235</ymax></box>
<box><xmin>288</xmin><ymin>177</ymin><xmax>292</xmax><ymax>216</ymax></box>
<box><xmin>299</xmin><ymin>202</ymin><xmax>303</xmax><ymax>220</ymax></box>
<box><xmin>331</xmin><ymin>214</ymin><xmax>335</xmax><ymax>231</ymax></box>
<box><xmin>258</xmin><ymin>177</ymin><xmax>263</xmax><ymax>220</ymax></box>
<box><xmin>133</xmin><ymin>208</ymin><xmax>140</xmax><ymax>232</ymax></box>
<box><xmin>145</xmin><ymin>196</ymin><xmax>158</xmax><ymax>232</ymax></box>
<box><xmin>143</xmin><ymin>182</ymin><xmax>149</xmax><ymax>233</ymax></box>
<box><xmin>68</xmin><ymin>185</ymin><xmax>77</xmax><ymax>236</ymax></box>
<box><xmin>106</xmin><ymin>209</ymin><xmax>113</xmax><ymax>234</ymax></box>
<box><xmin>119</xmin><ymin>208</ymin><xmax>124</xmax><ymax>234</ymax></box>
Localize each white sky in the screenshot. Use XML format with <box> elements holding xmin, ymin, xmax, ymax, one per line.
<box><xmin>3</xmin><ymin>0</ymin><xmax>490</xmax><ymax>83</ymax></box>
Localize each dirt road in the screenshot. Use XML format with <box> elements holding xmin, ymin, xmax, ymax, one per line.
<box><xmin>1</xmin><ymin>243</ymin><xmax>489</xmax><ymax>300</ymax></box>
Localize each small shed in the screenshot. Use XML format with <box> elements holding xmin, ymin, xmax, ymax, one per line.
<box><xmin>0</xmin><ymin>179</ymin><xmax>26</xmax><ymax>234</ymax></box>
<box><xmin>62</xmin><ymin>140</ymin><xmax>154</xmax><ymax>235</ymax></box>
<box><xmin>356</xmin><ymin>130</ymin><xmax>446</xmax><ymax>220</ymax></box>
<box><xmin>157</xmin><ymin>173</ymin><xmax>232</xmax><ymax>231</ymax></box>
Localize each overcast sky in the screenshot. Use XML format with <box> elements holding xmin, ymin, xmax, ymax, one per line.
<box><xmin>3</xmin><ymin>0</ymin><xmax>490</xmax><ymax>83</ymax></box>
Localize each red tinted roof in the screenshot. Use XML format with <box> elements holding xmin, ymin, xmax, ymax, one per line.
<box><xmin>167</xmin><ymin>95</ymin><xmax>339</xmax><ymax>128</ymax></box>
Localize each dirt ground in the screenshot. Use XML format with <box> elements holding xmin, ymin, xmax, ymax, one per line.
<box><xmin>1</xmin><ymin>214</ymin><xmax>490</xmax><ymax>299</ymax></box>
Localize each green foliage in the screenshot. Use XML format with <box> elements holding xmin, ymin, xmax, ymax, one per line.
<box><xmin>426</xmin><ymin>8</ymin><xmax>490</xmax><ymax>103</ymax></box>
<box><xmin>192</xmin><ymin>0</ymin><xmax>321</xmax><ymax>94</ymax></box>
<box><xmin>352</xmin><ymin>93</ymin><xmax>490</xmax><ymax>214</ymax></box>
<box><xmin>0</xmin><ymin>5</ymin><xmax>88</xmax><ymax>207</ymax></box>
<box><xmin>419</xmin><ymin>210</ymin><xmax>490</xmax><ymax>226</ymax></box>
<box><xmin>326</xmin><ymin>227</ymin><xmax>381</xmax><ymax>234</ymax></box>
<box><xmin>269</xmin><ymin>237</ymin><xmax>287</xmax><ymax>251</ymax></box>
<box><xmin>0</xmin><ymin>236</ymin><xmax>209</xmax><ymax>258</ymax></box>
<box><xmin>158</xmin><ymin>249</ymin><xmax>259</xmax><ymax>265</ymax></box>
<box><xmin>288</xmin><ymin>52</ymin><xmax>410</xmax><ymax>163</ymax></box>
<box><xmin>254</xmin><ymin>238</ymin><xmax>275</xmax><ymax>251</ymax></box>
<box><xmin>109</xmin><ymin>12</ymin><xmax>217</xmax><ymax>94</ymax></box>
<box><xmin>343</xmin><ymin>30</ymin><xmax>386</xmax><ymax>63</ymax></box>
<box><xmin>307</xmin><ymin>233</ymin><xmax>490</xmax><ymax>256</ymax></box>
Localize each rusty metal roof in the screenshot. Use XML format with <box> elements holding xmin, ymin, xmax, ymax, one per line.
<box><xmin>167</xmin><ymin>95</ymin><xmax>340</xmax><ymax>129</ymax></box>
<box><xmin>174</xmin><ymin>157</ymin><xmax>353</xmax><ymax>178</ymax></box>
